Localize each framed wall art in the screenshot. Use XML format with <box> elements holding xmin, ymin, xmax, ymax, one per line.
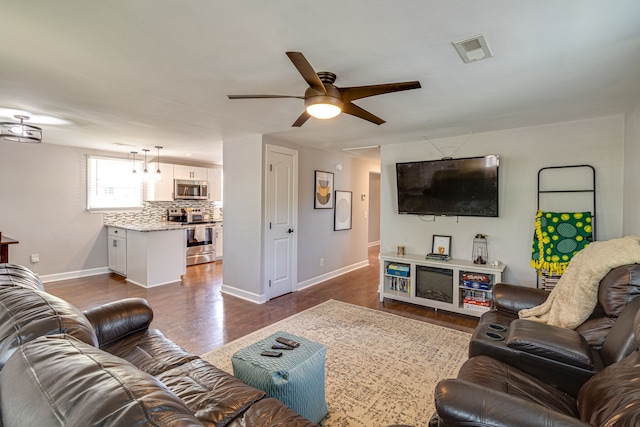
<box><xmin>431</xmin><ymin>235</ymin><xmax>451</xmax><ymax>256</ymax></box>
<box><xmin>334</xmin><ymin>190</ymin><xmax>352</xmax><ymax>231</ymax></box>
<box><xmin>314</xmin><ymin>170</ymin><xmax>334</xmax><ymax>209</ymax></box>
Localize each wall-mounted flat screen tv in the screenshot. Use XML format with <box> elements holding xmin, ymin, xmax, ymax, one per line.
<box><xmin>396</xmin><ymin>155</ymin><xmax>499</xmax><ymax>217</ymax></box>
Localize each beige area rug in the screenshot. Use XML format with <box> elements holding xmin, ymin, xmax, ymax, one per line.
<box><xmin>201</xmin><ymin>300</ymin><xmax>471</xmax><ymax>426</ymax></box>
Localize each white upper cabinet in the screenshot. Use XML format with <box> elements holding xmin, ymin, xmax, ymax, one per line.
<box><xmin>174</xmin><ymin>165</ymin><xmax>208</xmax><ymax>181</ymax></box>
<box><xmin>208</xmin><ymin>168</ymin><xmax>223</xmax><ymax>202</ymax></box>
<box><xmin>144</xmin><ymin>162</ymin><xmax>174</xmax><ymax>201</ymax></box>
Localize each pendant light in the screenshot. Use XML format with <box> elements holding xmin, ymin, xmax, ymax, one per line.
<box><xmin>154</xmin><ymin>146</ymin><xmax>163</xmax><ymax>181</ymax></box>
<box><xmin>141</xmin><ymin>148</ymin><xmax>150</xmax><ymax>178</ymax></box>
<box><xmin>130</xmin><ymin>151</ymin><xmax>138</xmax><ymax>174</ymax></box>
<box><xmin>0</xmin><ymin>115</ymin><xmax>43</xmax><ymax>143</ymax></box>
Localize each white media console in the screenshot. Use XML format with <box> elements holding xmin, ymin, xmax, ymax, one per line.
<box><xmin>379</xmin><ymin>252</ymin><xmax>506</xmax><ymax>317</ymax></box>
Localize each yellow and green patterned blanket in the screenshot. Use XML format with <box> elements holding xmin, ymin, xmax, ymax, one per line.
<box><xmin>531</xmin><ymin>211</ymin><xmax>593</xmax><ymax>275</ymax></box>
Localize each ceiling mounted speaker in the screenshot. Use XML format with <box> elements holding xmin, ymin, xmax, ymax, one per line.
<box><xmin>228</xmin><ymin>52</ymin><xmax>422</xmax><ymax>127</ymax></box>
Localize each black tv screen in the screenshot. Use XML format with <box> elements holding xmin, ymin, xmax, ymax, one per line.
<box><xmin>396</xmin><ymin>155</ymin><xmax>499</xmax><ymax>217</ymax></box>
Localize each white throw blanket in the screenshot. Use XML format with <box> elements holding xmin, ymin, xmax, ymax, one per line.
<box><xmin>519</xmin><ymin>236</ymin><xmax>640</xmax><ymax>329</ymax></box>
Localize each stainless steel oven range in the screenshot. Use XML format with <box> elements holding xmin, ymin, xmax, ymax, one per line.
<box><xmin>167</xmin><ymin>208</ymin><xmax>216</xmax><ymax>265</ymax></box>
<box><xmin>186</xmin><ymin>225</ymin><xmax>215</xmax><ymax>265</ymax></box>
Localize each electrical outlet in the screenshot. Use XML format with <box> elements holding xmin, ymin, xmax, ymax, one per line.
<box><xmin>30</xmin><ymin>254</ymin><xmax>39</xmax><ymax>264</ymax></box>
<box><xmin>320</xmin><ymin>258</ymin><xmax>324</xmax><ymax>267</ymax></box>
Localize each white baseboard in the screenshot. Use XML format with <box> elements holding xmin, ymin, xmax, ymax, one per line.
<box><xmin>221</xmin><ymin>284</ymin><xmax>267</xmax><ymax>304</ymax></box>
<box><xmin>40</xmin><ymin>259</ymin><xmax>372</xmax><ymax>301</ymax></box>
<box><xmin>221</xmin><ymin>259</ymin><xmax>370</xmax><ymax>303</ymax></box>
<box><xmin>40</xmin><ymin>267</ymin><xmax>111</xmax><ymax>283</ymax></box>
<box><xmin>297</xmin><ymin>259</ymin><xmax>370</xmax><ymax>291</ymax></box>
<box><xmin>368</xmin><ymin>240</ymin><xmax>380</xmax><ymax>248</ymax></box>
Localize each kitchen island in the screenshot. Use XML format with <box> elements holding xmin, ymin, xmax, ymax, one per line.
<box><xmin>105</xmin><ymin>222</ymin><xmax>186</xmax><ymax>288</ymax></box>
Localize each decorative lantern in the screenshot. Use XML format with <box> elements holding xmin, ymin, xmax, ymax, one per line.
<box><xmin>472</xmin><ymin>234</ymin><xmax>488</xmax><ymax>264</ymax></box>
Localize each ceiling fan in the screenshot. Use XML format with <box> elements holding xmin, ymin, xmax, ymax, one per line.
<box><xmin>227</xmin><ymin>52</ymin><xmax>422</xmax><ymax>127</ymax></box>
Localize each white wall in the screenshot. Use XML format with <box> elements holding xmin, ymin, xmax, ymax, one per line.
<box><xmin>381</xmin><ymin>115</ymin><xmax>626</xmax><ymax>287</ymax></box>
<box><xmin>623</xmin><ymin>100</ymin><xmax>640</xmax><ymax>236</ymax></box>
<box><xmin>220</xmin><ymin>134</ymin><xmax>265</xmax><ymax>301</ymax></box>
<box><xmin>368</xmin><ymin>172</ymin><xmax>381</xmax><ymax>245</ymax></box>
<box><xmin>264</xmin><ymin>136</ymin><xmax>378</xmax><ymax>287</ymax></box>
<box><xmin>0</xmin><ymin>142</ymin><xmax>107</xmax><ymax>276</ymax></box>
<box><xmin>221</xmin><ymin>135</ymin><xmax>377</xmax><ymax>300</ymax></box>
<box><xmin>295</xmin><ymin>146</ymin><xmax>374</xmax><ymax>284</ymax></box>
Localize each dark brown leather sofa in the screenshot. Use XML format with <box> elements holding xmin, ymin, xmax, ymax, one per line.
<box><xmin>0</xmin><ymin>263</ymin><xmax>315</xmax><ymax>426</ymax></box>
<box><xmin>468</xmin><ymin>264</ymin><xmax>640</xmax><ymax>395</ymax></box>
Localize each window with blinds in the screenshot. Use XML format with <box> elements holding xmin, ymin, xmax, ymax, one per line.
<box><xmin>87</xmin><ymin>155</ymin><xmax>143</xmax><ymax>211</ymax></box>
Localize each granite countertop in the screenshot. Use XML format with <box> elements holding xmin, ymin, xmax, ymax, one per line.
<box><xmin>104</xmin><ymin>221</ymin><xmax>221</xmax><ymax>232</ymax></box>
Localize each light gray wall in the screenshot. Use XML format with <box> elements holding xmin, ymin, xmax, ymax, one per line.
<box><xmin>296</xmin><ymin>146</ymin><xmax>373</xmax><ymax>282</ymax></box>
<box><xmin>263</xmin><ymin>136</ymin><xmax>378</xmax><ymax>285</ymax></box>
<box><xmin>624</xmin><ymin>100</ymin><xmax>640</xmax><ymax>236</ymax></box>
<box><xmin>368</xmin><ymin>172</ymin><xmax>381</xmax><ymax>244</ymax></box>
<box><xmin>223</xmin><ymin>135</ymin><xmax>376</xmax><ymax>299</ymax></box>
<box><xmin>0</xmin><ymin>142</ymin><xmax>107</xmax><ymax>275</ymax></box>
<box><xmin>221</xmin><ymin>134</ymin><xmax>265</xmax><ymax>300</ymax></box>
<box><xmin>3</xmin><ymin>110</ymin><xmax>636</xmax><ymax>291</ymax></box>
<box><xmin>380</xmin><ymin>115</ymin><xmax>626</xmax><ymax>288</ymax></box>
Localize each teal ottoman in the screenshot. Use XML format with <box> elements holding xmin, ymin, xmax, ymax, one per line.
<box><xmin>231</xmin><ymin>331</ymin><xmax>328</xmax><ymax>424</ymax></box>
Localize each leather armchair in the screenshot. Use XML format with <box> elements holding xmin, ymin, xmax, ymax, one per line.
<box><xmin>433</xmin><ymin>308</ymin><xmax>640</xmax><ymax>426</ymax></box>
<box><xmin>469</xmin><ymin>264</ymin><xmax>640</xmax><ymax>396</ymax></box>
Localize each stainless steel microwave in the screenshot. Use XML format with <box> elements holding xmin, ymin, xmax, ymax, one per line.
<box><xmin>174</xmin><ymin>179</ymin><xmax>209</xmax><ymax>200</ymax></box>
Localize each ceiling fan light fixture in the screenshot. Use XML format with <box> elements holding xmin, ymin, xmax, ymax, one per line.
<box><xmin>0</xmin><ymin>115</ymin><xmax>43</xmax><ymax>143</ymax></box>
<box><xmin>305</xmin><ymin>96</ymin><xmax>343</xmax><ymax>119</ymax></box>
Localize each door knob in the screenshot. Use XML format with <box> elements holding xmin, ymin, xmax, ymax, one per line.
<box><xmin>287</xmin><ymin>228</ymin><xmax>294</xmax><ymax>233</ymax></box>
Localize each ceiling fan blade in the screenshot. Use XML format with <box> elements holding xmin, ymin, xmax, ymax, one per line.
<box><xmin>286</xmin><ymin>52</ymin><xmax>326</xmax><ymax>94</ymax></box>
<box><xmin>342</xmin><ymin>102</ymin><xmax>385</xmax><ymax>125</ymax></box>
<box><xmin>340</xmin><ymin>81</ymin><xmax>421</xmax><ymax>102</ymax></box>
<box><xmin>292</xmin><ymin>111</ymin><xmax>311</xmax><ymax>127</ymax></box>
<box><xmin>227</xmin><ymin>95</ymin><xmax>304</xmax><ymax>99</ymax></box>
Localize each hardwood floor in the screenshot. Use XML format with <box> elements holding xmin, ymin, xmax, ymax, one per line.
<box><xmin>45</xmin><ymin>246</ymin><xmax>478</xmax><ymax>355</ymax></box>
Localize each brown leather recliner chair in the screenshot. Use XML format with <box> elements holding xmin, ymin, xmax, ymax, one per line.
<box><xmin>433</xmin><ymin>303</ymin><xmax>640</xmax><ymax>426</ymax></box>
<box><xmin>468</xmin><ymin>264</ymin><xmax>640</xmax><ymax>396</ymax></box>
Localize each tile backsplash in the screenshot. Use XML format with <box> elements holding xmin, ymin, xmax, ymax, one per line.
<box><xmin>104</xmin><ymin>200</ymin><xmax>222</xmax><ymax>225</ymax></box>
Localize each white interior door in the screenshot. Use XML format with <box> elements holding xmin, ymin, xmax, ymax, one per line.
<box><xmin>265</xmin><ymin>145</ymin><xmax>297</xmax><ymax>299</ymax></box>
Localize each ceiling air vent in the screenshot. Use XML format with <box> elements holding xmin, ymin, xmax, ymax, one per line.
<box><xmin>452</xmin><ymin>34</ymin><xmax>492</xmax><ymax>63</ymax></box>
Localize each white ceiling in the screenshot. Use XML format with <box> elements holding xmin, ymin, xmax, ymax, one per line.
<box><xmin>2</xmin><ymin>1</ymin><xmax>640</xmax><ymax>165</ymax></box>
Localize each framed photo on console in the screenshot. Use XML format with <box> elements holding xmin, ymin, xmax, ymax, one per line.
<box><xmin>314</xmin><ymin>170</ymin><xmax>334</xmax><ymax>209</ymax></box>
<box><xmin>432</xmin><ymin>235</ymin><xmax>451</xmax><ymax>256</ymax></box>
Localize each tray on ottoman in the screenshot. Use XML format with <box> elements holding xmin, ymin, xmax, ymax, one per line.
<box><xmin>231</xmin><ymin>331</ymin><xmax>328</xmax><ymax>424</ymax></box>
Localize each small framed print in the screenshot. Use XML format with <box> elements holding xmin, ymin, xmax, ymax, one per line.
<box><xmin>334</xmin><ymin>190</ymin><xmax>352</xmax><ymax>231</ymax></box>
<box><xmin>432</xmin><ymin>235</ymin><xmax>451</xmax><ymax>256</ymax></box>
<box><xmin>314</xmin><ymin>170</ymin><xmax>334</xmax><ymax>209</ymax></box>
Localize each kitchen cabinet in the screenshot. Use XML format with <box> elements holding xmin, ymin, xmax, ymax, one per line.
<box><xmin>145</xmin><ymin>162</ymin><xmax>174</xmax><ymax>201</ymax></box>
<box><xmin>108</xmin><ymin>227</ymin><xmax>127</xmax><ymax>276</ymax></box>
<box><xmin>174</xmin><ymin>165</ymin><xmax>207</xmax><ymax>180</ymax></box>
<box><xmin>214</xmin><ymin>223</ymin><xmax>223</xmax><ymax>260</ymax></box>
<box><xmin>208</xmin><ymin>168</ymin><xmax>223</xmax><ymax>202</ymax></box>
<box><xmin>126</xmin><ymin>228</ymin><xmax>185</xmax><ymax>287</ymax></box>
